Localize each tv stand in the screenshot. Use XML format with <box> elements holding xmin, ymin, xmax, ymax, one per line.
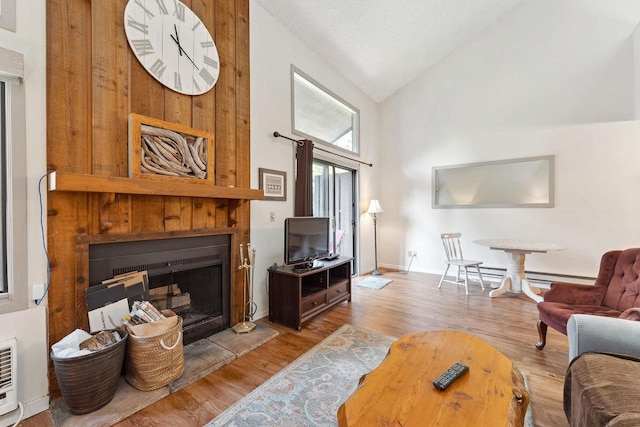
<box><xmin>269</xmin><ymin>257</ymin><xmax>352</xmax><ymax>331</ymax></box>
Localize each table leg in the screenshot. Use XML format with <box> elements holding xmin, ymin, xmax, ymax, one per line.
<box><xmin>522</xmin><ymin>278</ymin><xmax>543</xmax><ymax>303</ymax></box>
<box><xmin>507</xmin><ymin>252</ymin><xmax>525</xmax><ymax>292</ymax></box>
<box><xmin>489</xmin><ymin>275</ymin><xmax>511</xmax><ymax>297</ymax></box>
<box><xmin>508</xmin><ymin>251</ymin><xmax>544</xmax><ymax>302</ymax></box>
<box><xmin>489</xmin><ymin>252</ymin><xmax>525</xmax><ymax>298</ymax></box>
<box><xmin>490</xmin><ymin>251</ymin><xmax>542</xmax><ymax>302</ymax></box>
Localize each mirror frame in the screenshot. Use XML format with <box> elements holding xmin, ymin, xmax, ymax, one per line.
<box><xmin>432</xmin><ymin>155</ymin><xmax>555</xmax><ymax>209</ymax></box>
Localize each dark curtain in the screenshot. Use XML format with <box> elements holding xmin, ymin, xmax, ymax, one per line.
<box><xmin>295</xmin><ymin>139</ymin><xmax>314</xmax><ymax>216</ymax></box>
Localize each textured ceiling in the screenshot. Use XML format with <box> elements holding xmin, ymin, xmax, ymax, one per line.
<box><xmin>255</xmin><ymin>0</ymin><xmax>525</xmax><ymax>102</ymax></box>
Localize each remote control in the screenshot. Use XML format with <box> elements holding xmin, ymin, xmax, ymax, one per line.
<box><xmin>433</xmin><ymin>362</ymin><xmax>469</xmax><ymax>391</ymax></box>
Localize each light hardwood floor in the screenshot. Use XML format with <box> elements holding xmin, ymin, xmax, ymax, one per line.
<box><xmin>24</xmin><ymin>270</ymin><xmax>570</xmax><ymax>427</ymax></box>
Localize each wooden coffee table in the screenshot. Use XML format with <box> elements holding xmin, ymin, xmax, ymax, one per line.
<box><xmin>337</xmin><ymin>330</ymin><xmax>529</xmax><ymax>427</ymax></box>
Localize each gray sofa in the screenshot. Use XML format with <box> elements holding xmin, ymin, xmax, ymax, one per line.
<box><xmin>564</xmin><ymin>314</ymin><xmax>640</xmax><ymax>426</ymax></box>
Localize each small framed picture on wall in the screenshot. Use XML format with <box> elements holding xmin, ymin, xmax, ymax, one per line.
<box><xmin>259</xmin><ymin>168</ymin><xmax>287</xmax><ymax>201</ymax></box>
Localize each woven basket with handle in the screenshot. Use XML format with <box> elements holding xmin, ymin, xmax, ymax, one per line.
<box><xmin>124</xmin><ymin>316</ymin><xmax>184</xmax><ymax>391</ymax></box>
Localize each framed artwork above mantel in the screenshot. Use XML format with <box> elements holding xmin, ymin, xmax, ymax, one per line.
<box><xmin>259</xmin><ymin>168</ymin><xmax>287</xmax><ymax>201</ymax></box>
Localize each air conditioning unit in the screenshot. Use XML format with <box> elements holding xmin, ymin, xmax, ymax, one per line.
<box><xmin>0</xmin><ymin>338</ymin><xmax>17</xmax><ymax>416</ymax></box>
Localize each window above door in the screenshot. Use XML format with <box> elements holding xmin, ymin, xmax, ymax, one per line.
<box><xmin>291</xmin><ymin>66</ymin><xmax>360</xmax><ymax>155</ymax></box>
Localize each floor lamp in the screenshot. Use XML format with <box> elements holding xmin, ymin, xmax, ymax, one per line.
<box><xmin>367</xmin><ymin>200</ymin><xmax>383</xmax><ymax>275</ymax></box>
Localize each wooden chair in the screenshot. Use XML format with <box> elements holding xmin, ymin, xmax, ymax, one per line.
<box><xmin>438</xmin><ymin>233</ymin><xmax>485</xmax><ymax>295</ymax></box>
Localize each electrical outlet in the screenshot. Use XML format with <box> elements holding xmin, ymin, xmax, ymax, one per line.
<box><xmin>269</xmin><ymin>212</ymin><xmax>276</xmax><ymax>222</ymax></box>
<box><xmin>408</xmin><ymin>251</ymin><xmax>417</xmax><ymax>257</ymax></box>
<box><xmin>413</xmin><ymin>251</ymin><xmax>418</xmax><ymax>257</ymax></box>
<box><xmin>407</xmin><ymin>250</ymin><xmax>412</xmax><ymax>257</ymax></box>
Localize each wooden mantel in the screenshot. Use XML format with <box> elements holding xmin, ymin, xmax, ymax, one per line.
<box><xmin>48</xmin><ymin>171</ymin><xmax>264</xmax><ymax>200</ymax></box>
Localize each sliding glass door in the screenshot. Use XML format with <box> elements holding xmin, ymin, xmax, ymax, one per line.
<box><xmin>312</xmin><ymin>160</ymin><xmax>357</xmax><ymax>272</ymax></box>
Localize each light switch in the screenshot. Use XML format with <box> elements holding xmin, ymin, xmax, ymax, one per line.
<box><xmin>270</xmin><ymin>212</ymin><xmax>276</xmax><ymax>222</ymax></box>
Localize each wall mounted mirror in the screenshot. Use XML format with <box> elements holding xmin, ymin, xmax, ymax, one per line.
<box><xmin>432</xmin><ymin>155</ymin><xmax>555</xmax><ymax>208</ymax></box>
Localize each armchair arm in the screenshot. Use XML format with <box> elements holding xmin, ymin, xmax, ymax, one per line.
<box><xmin>567</xmin><ymin>314</ymin><xmax>640</xmax><ymax>362</ymax></box>
<box><xmin>543</xmin><ymin>281</ymin><xmax>605</xmax><ymax>305</ymax></box>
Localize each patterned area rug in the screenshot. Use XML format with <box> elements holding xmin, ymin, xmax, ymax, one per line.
<box><xmin>353</xmin><ymin>276</ymin><xmax>392</xmax><ymax>290</ymax></box>
<box><xmin>206</xmin><ymin>324</ymin><xmax>394</xmax><ymax>426</ymax></box>
<box><xmin>206</xmin><ymin>324</ymin><xmax>534</xmax><ymax>427</ymax></box>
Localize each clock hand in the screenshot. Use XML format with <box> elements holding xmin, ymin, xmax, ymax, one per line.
<box><xmin>169</xmin><ymin>34</ymin><xmax>199</xmax><ymax>70</ymax></box>
<box><xmin>173</xmin><ymin>24</ymin><xmax>182</xmax><ymax>56</ymax></box>
<box><xmin>173</xmin><ymin>25</ymin><xmax>198</xmax><ymax>69</ymax></box>
<box><xmin>170</xmin><ymin>33</ymin><xmax>183</xmax><ymax>57</ymax></box>
<box><xmin>170</xmin><ymin>33</ymin><xmax>180</xmax><ymax>48</ymax></box>
<box><xmin>180</xmin><ymin>48</ymin><xmax>199</xmax><ymax>70</ymax></box>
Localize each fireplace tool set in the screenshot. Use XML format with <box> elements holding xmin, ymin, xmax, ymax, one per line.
<box><xmin>233</xmin><ymin>243</ymin><xmax>258</xmax><ymax>334</ymax></box>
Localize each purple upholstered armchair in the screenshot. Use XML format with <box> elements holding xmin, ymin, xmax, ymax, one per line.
<box><xmin>536</xmin><ymin>248</ymin><xmax>640</xmax><ymax>350</ymax></box>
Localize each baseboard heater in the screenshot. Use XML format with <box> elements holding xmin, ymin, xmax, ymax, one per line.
<box><xmin>471</xmin><ymin>266</ymin><xmax>595</xmax><ymax>288</ymax></box>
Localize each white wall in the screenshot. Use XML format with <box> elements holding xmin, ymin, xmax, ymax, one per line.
<box><xmin>0</xmin><ymin>0</ymin><xmax>49</xmax><ymax>425</ymax></box>
<box><xmin>634</xmin><ymin>23</ymin><xmax>640</xmax><ymax>119</ymax></box>
<box><xmin>250</xmin><ymin>1</ymin><xmax>380</xmax><ymax>320</ymax></box>
<box><xmin>377</xmin><ymin>0</ymin><xmax>640</xmax><ymax>278</ymax></box>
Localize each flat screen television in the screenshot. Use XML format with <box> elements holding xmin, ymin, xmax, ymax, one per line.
<box><xmin>284</xmin><ymin>217</ymin><xmax>331</xmax><ymax>267</ymax></box>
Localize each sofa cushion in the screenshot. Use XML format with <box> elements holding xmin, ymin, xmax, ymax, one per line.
<box><xmin>537</xmin><ymin>303</ymin><xmax>621</xmax><ymax>335</ymax></box>
<box><xmin>564</xmin><ymin>352</ymin><xmax>640</xmax><ymax>426</ymax></box>
<box><xmin>601</xmin><ymin>249</ymin><xmax>640</xmax><ymax>311</ymax></box>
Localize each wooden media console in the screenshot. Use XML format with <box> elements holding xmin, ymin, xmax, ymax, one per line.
<box><xmin>268</xmin><ymin>258</ymin><xmax>352</xmax><ymax>331</ymax></box>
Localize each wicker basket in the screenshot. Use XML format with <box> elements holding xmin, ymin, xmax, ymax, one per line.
<box><xmin>51</xmin><ymin>329</ymin><xmax>127</xmax><ymax>415</ymax></box>
<box><xmin>125</xmin><ymin>316</ymin><xmax>185</xmax><ymax>391</ymax></box>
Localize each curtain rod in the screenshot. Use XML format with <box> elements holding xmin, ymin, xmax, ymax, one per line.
<box><xmin>273</xmin><ymin>131</ymin><xmax>373</xmax><ymax>167</ymax></box>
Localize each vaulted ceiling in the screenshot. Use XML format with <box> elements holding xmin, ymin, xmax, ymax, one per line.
<box><xmin>255</xmin><ymin>0</ymin><xmax>524</xmax><ymax>102</ymax></box>
<box><xmin>255</xmin><ymin>0</ymin><xmax>640</xmax><ymax>103</ymax></box>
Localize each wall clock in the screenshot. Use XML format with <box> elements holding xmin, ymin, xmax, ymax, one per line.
<box><xmin>124</xmin><ymin>0</ymin><xmax>220</xmax><ymax>95</ymax></box>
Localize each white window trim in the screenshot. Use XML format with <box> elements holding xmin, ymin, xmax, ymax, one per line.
<box><xmin>0</xmin><ymin>45</ymin><xmax>27</xmax><ymax>313</ymax></box>
<box><xmin>290</xmin><ymin>65</ymin><xmax>361</xmax><ymax>156</ymax></box>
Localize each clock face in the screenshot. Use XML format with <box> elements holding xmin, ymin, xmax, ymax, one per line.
<box><xmin>124</xmin><ymin>0</ymin><xmax>220</xmax><ymax>95</ymax></box>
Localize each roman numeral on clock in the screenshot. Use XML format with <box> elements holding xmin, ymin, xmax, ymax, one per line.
<box><xmin>127</xmin><ymin>16</ymin><xmax>149</xmax><ymax>35</ymax></box>
<box><xmin>131</xmin><ymin>39</ymin><xmax>154</xmax><ymax>57</ymax></box>
<box><xmin>203</xmin><ymin>56</ymin><xmax>218</xmax><ymax>69</ymax></box>
<box><xmin>155</xmin><ymin>0</ymin><xmax>169</xmax><ymax>15</ymax></box>
<box><xmin>149</xmin><ymin>59</ymin><xmax>166</xmax><ymax>79</ymax></box>
<box><xmin>199</xmin><ymin>68</ymin><xmax>215</xmax><ymax>87</ymax></box>
<box><xmin>173</xmin><ymin>0</ymin><xmax>185</xmax><ymax>21</ymax></box>
<box><xmin>174</xmin><ymin>72</ymin><xmax>182</xmax><ymax>91</ymax></box>
<box><xmin>200</xmin><ymin>41</ymin><xmax>214</xmax><ymax>48</ymax></box>
<box><xmin>134</xmin><ymin>0</ymin><xmax>155</xmax><ymax>19</ymax></box>
<box><xmin>192</xmin><ymin>78</ymin><xmax>202</xmax><ymax>93</ymax></box>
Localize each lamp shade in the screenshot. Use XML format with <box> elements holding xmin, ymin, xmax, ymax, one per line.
<box><xmin>367</xmin><ymin>199</ymin><xmax>383</xmax><ymax>214</ymax></box>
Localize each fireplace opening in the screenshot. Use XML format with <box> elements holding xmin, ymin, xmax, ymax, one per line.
<box><xmin>88</xmin><ymin>234</ymin><xmax>231</xmax><ymax>345</ymax></box>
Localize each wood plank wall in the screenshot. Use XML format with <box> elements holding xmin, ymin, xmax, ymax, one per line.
<box><xmin>46</xmin><ymin>0</ymin><xmax>251</xmax><ymax>398</ymax></box>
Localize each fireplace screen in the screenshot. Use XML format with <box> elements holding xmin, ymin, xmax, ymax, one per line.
<box><xmin>88</xmin><ymin>235</ymin><xmax>230</xmax><ymax>345</ymax></box>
